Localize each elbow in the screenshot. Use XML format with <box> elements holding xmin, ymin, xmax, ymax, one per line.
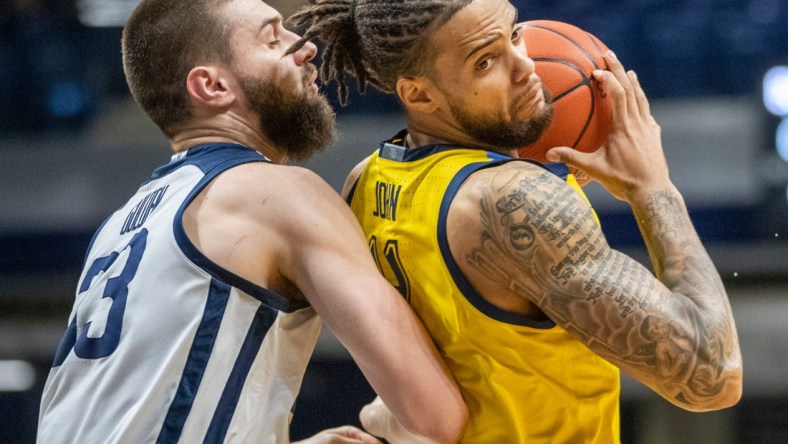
<box><xmin>409</xmin><ymin>403</ymin><xmax>469</xmax><ymax>443</ymax></box>
<box><xmin>362</xmin><ymin>395</ymin><xmax>468</xmax><ymax>443</ymax></box>
<box><xmin>442</xmin><ymin>403</ymin><xmax>470</xmax><ymax>443</ymax></box>
<box><xmin>705</xmin><ymin>359</ymin><xmax>744</xmax><ymax>411</ymax></box>
<box><xmin>722</xmin><ymin>374</ymin><xmax>743</xmax><ymax>409</ymax></box>
<box><xmin>680</xmin><ymin>363</ymin><xmax>744</xmax><ymax>412</ymax></box>
<box><xmin>709</xmin><ymin>366</ymin><xmax>743</xmax><ymax>411</ymax></box>
<box><xmin>683</xmin><ymin>383</ymin><xmax>742</xmax><ymax>412</ymax></box>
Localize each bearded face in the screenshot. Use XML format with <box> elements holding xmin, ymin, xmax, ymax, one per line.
<box><xmin>430</xmin><ymin>81</ymin><xmax>553</xmax><ymax>152</ymax></box>
<box><xmin>236</xmin><ymin>69</ymin><xmax>336</xmax><ymax>162</ymax></box>
<box><xmin>445</xmin><ymin>84</ymin><xmax>554</xmax><ymax>152</ymax></box>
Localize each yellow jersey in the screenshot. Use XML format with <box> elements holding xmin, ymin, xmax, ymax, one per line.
<box><xmin>347</xmin><ymin>133</ymin><xmax>620</xmax><ymax>443</ymax></box>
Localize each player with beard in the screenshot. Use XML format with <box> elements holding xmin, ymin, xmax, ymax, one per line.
<box><xmin>290</xmin><ymin>0</ymin><xmax>743</xmax><ymax>442</ymax></box>
<box><xmin>36</xmin><ymin>0</ymin><xmax>468</xmax><ymax>443</ymax></box>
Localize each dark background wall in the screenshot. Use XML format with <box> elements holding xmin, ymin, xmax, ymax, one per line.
<box><xmin>1</xmin><ymin>0</ymin><xmax>788</xmax><ymax>442</ymax></box>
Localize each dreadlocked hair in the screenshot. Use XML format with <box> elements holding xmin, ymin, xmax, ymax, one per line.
<box><xmin>287</xmin><ymin>0</ymin><xmax>472</xmax><ymax>105</ymax></box>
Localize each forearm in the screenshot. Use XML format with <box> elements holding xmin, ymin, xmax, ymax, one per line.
<box><xmin>630</xmin><ymin>185</ymin><xmax>742</xmax><ymax>408</ymax></box>
<box><xmin>453</xmin><ymin>166</ymin><xmax>742</xmax><ymax>410</ymax></box>
<box><xmin>534</xmin><ymin>50</ymin><xmax>742</xmax><ymax>409</ymax></box>
<box><xmin>318</xmin><ymin>276</ymin><xmax>466</xmax><ymax>442</ymax></box>
<box><xmin>631</xmin><ymin>186</ymin><xmax>730</xmax><ymax>316</ymax></box>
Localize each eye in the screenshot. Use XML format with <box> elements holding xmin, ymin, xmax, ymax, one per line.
<box><xmin>269</xmin><ymin>39</ymin><xmax>281</xmax><ymax>47</ymax></box>
<box><xmin>475</xmin><ymin>56</ymin><xmax>494</xmax><ymax>71</ymax></box>
<box><xmin>511</xmin><ymin>26</ymin><xmax>522</xmax><ymax>42</ymax></box>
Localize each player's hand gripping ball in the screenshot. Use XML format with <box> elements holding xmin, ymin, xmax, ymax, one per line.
<box><xmin>517</xmin><ymin>20</ymin><xmax>613</xmax><ymax>186</ymax></box>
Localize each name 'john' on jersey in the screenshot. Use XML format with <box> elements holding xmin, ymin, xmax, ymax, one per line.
<box><xmin>347</xmin><ymin>133</ymin><xmax>620</xmax><ymax>443</ymax></box>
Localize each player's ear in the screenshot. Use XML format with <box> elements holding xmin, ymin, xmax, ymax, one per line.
<box><xmin>186</xmin><ymin>66</ymin><xmax>236</xmax><ymax>108</ymax></box>
<box><xmin>396</xmin><ymin>76</ymin><xmax>438</xmax><ymax>113</ymax></box>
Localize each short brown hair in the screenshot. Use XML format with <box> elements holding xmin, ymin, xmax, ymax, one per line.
<box><xmin>122</xmin><ymin>0</ymin><xmax>235</xmax><ymax>137</ymax></box>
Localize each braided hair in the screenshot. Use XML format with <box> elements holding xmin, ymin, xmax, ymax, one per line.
<box><xmin>287</xmin><ymin>0</ymin><xmax>472</xmax><ymax>105</ymax></box>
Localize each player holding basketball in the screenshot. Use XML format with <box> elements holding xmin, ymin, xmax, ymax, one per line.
<box><xmin>290</xmin><ymin>0</ymin><xmax>743</xmax><ymax>442</ymax></box>
<box><xmin>36</xmin><ymin>0</ymin><xmax>468</xmax><ymax>442</ymax></box>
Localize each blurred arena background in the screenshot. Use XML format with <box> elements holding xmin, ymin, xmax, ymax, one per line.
<box><xmin>1</xmin><ymin>0</ymin><xmax>788</xmax><ymax>442</ymax></box>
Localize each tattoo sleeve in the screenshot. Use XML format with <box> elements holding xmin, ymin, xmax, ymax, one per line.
<box><xmin>463</xmin><ymin>165</ymin><xmax>742</xmax><ymax>411</ymax></box>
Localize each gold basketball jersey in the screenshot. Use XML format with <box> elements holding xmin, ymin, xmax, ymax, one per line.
<box><xmin>348</xmin><ymin>134</ymin><xmax>620</xmax><ymax>443</ymax></box>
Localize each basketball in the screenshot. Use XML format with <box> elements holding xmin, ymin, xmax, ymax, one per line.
<box><xmin>517</xmin><ymin>20</ymin><xmax>612</xmax><ymax>185</ymax></box>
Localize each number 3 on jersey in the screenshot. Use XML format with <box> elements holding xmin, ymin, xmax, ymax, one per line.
<box><xmin>52</xmin><ymin>229</ymin><xmax>148</xmax><ymax>365</ymax></box>
<box><xmin>369</xmin><ymin>236</ymin><xmax>411</xmax><ymax>302</ymax></box>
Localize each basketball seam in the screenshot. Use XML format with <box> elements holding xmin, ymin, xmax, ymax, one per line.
<box><xmin>532</xmin><ymin>57</ymin><xmax>591</xmax><ymax>100</ymax></box>
<box><xmin>532</xmin><ymin>57</ymin><xmax>596</xmax><ymax>149</ymax></box>
<box><xmin>574</xmin><ymin>86</ymin><xmax>595</xmax><ymax>148</ymax></box>
<box><xmin>528</xmin><ymin>25</ymin><xmax>601</xmax><ymax>69</ymax></box>
<box><xmin>525</xmin><ymin>22</ymin><xmax>607</xmax><ymax>152</ymax></box>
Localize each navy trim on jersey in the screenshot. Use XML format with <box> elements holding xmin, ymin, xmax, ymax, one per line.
<box><xmin>378</xmin><ymin>129</ymin><xmax>518</xmax><ymax>164</ymax></box>
<box><xmin>157</xmin><ymin>278</ymin><xmax>231</xmax><ymax>443</ymax></box>
<box><xmin>542</xmin><ymin>161</ymin><xmax>571</xmax><ymax>180</ymax></box>
<box><xmin>370</xmin><ymin>132</ymin><xmax>573</xmax><ymax>326</ymax></box>
<box><xmin>205</xmin><ymin>304</ymin><xmax>279</xmax><ymax>442</ymax></box>
<box><xmin>345</xmin><ymin>177</ymin><xmax>359</xmax><ymax>205</ymax></box>
<box><xmin>148</xmin><ymin>143</ymin><xmax>265</xmax><ymax>183</ymax></box>
<box><xmin>169</xmin><ymin>143</ymin><xmax>309</xmax><ymax>313</ymax></box>
<box><xmin>379</xmin><ymin>140</ymin><xmax>494</xmax><ymax>163</ymax></box>
<box><xmin>436</xmin><ymin>154</ymin><xmax>560</xmax><ymax>329</ymax></box>
<box><xmin>377</xmin><ymin>130</ymin><xmax>572</xmax><ymax>179</ymax></box>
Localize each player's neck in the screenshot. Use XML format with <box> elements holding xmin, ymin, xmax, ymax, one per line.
<box><xmin>170</xmin><ymin>118</ymin><xmax>286</xmax><ymax>163</ymax></box>
<box><xmin>405</xmin><ymin>117</ymin><xmax>468</xmax><ymax>149</ymax></box>
<box><xmin>406</xmin><ymin>121</ymin><xmax>518</xmax><ymax>157</ymax></box>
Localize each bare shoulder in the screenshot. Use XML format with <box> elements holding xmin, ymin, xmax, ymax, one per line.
<box><xmin>341</xmin><ymin>155</ymin><xmax>373</xmax><ymax>201</ymax></box>
<box><xmin>184</xmin><ymin>162</ymin><xmax>364</xmax><ymax>287</ymax></box>
<box><xmin>213</xmin><ymin>162</ymin><xmax>334</xmax><ymax>199</ymax></box>
<box><xmin>208</xmin><ymin>162</ymin><xmax>352</xmax><ymax>228</ymax></box>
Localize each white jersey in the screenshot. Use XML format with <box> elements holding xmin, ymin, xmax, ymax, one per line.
<box><xmin>38</xmin><ymin>143</ymin><xmax>322</xmax><ymax>443</ymax></box>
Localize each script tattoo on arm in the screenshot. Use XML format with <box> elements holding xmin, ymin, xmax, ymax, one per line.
<box><xmin>463</xmin><ymin>165</ymin><xmax>742</xmax><ymax>411</ymax></box>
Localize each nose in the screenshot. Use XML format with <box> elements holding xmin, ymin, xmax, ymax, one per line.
<box><xmin>290</xmin><ymin>37</ymin><xmax>317</xmax><ymax>66</ymax></box>
<box><xmin>512</xmin><ymin>44</ymin><xmax>536</xmax><ymax>84</ymax></box>
<box><xmin>295</xmin><ymin>40</ymin><xmax>317</xmax><ymax>65</ymax></box>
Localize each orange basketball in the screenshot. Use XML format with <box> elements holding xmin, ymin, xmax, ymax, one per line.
<box><xmin>517</xmin><ymin>20</ymin><xmax>612</xmax><ymax>185</ymax></box>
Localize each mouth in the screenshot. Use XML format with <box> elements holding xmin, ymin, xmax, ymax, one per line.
<box><xmin>304</xmin><ymin>67</ymin><xmax>319</xmax><ymax>94</ymax></box>
<box><xmin>514</xmin><ymin>76</ymin><xmax>546</xmax><ymax>116</ymax></box>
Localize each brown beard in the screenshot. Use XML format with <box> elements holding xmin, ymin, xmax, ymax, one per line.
<box><xmin>237</xmin><ymin>71</ymin><xmax>336</xmax><ymax>162</ymax></box>
<box><xmin>447</xmin><ymin>85</ymin><xmax>554</xmax><ymax>152</ymax></box>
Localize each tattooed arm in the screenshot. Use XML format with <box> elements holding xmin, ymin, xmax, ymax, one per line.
<box><xmin>447</xmin><ymin>52</ymin><xmax>742</xmax><ymax>411</ymax></box>
<box><xmin>449</xmin><ymin>165</ymin><xmax>741</xmax><ymax>411</ymax></box>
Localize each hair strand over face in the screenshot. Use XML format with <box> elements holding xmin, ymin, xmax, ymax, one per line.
<box><xmin>287</xmin><ymin>0</ymin><xmax>472</xmax><ymax>106</ymax></box>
